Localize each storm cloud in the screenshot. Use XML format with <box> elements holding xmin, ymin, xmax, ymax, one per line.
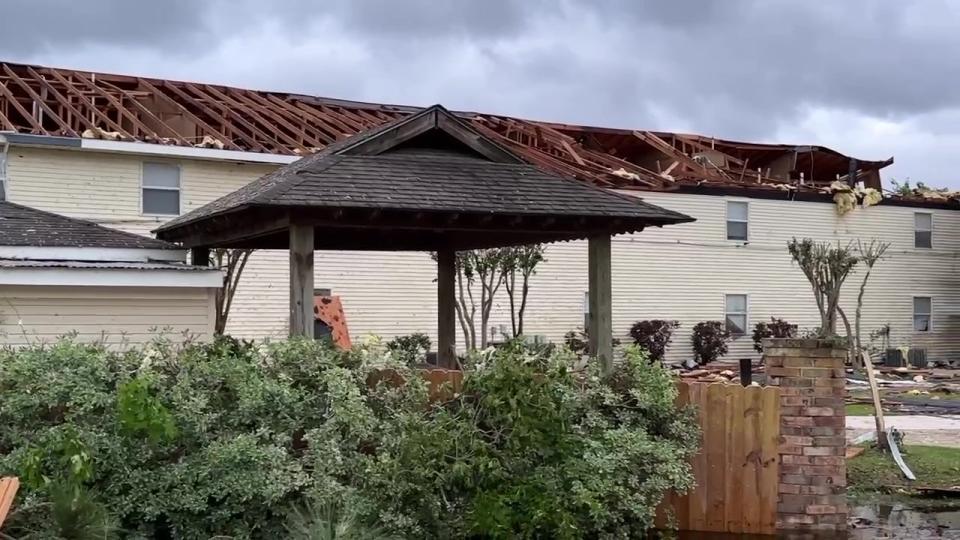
<box><xmin>1</xmin><ymin>0</ymin><xmax>957</xmax><ymax>186</ymax></box>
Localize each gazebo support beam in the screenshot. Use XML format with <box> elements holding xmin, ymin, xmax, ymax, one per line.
<box><xmin>190</xmin><ymin>247</ymin><xmax>210</xmax><ymax>267</ymax></box>
<box><xmin>289</xmin><ymin>224</ymin><xmax>315</xmax><ymax>338</ymax></box>
<box><xmin>436</xmin><ymin>248</ymin><xmax>457</xmax><ymax>368</ymax></box>
<box><xmin>588</xmin><ymin>235</ymin><xmax>613</xmax><ymax>374</ymax></box>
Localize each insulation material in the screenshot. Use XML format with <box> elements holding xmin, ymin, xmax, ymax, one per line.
<box><xmin>81</xmin><ymin>127</ymin><xmax>123</xmax><ymax>141</ymax></box>
<box><xmin>861</xmin><ymin>187</ymin><xmax>883</xmax><ymax>207</ymax></box>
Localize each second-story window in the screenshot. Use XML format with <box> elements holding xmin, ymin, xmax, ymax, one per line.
<box><xmin>726</xmin><ymin>201</ymin><xmax>748</xmax><ymax>241</ymax></box>
<box><xmin>725</xmin><ymin>294</ymin><xmax>748</xmax><ymax>335</ymax></box>
<box><xmin>914</xmin><ymin>212</ymin><xmax>932</xmax><ymax>249</ymax></box>
<box><xmin>142</xmin><ymin>162</ymin><xmax>181</xmax><ymax>216</ymax></box>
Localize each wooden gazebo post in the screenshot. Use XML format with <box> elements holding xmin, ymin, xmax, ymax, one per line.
<box><xmin>436</xmin><ymin>248</ymin><xmax>457</xmax><ymax>367</ymax></box>
<box><xmin>289</xmin><ymin>223</ymin><xmax>315</xmax><ymax>338</ymax></box>
<box><xmin>588</xmin><ymin>235</ymin><xmax>613</xmax><ymax>374</ymax></box>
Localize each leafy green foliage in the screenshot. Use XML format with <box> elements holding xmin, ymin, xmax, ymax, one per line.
<box><xmin>117</xmin><ymin>376</ymin><xmax>177</xmax><ymax>443</ymax></box>
<box><xmin>751</xmin><ymin>317</ymin><xmax>798</xmax><ymax>353</ymax></box>
<box><xmin>0</xmin><ymin>336</ymin><xmax>698</xmax><ymax>539</ymax></box>
<box><xmin>628</xmin><ymin>320</ymin><xmax>680</xmax><ymax>362</ymax></box>
<box><xmin>385</xmin><ymin>333</ymin><xmax>431</xmax><ymax>366</ymax></box>
<box><xmin>691</xmin><ymin>321</ymin><xmax>731</xmax><ymax>365</ymax></box>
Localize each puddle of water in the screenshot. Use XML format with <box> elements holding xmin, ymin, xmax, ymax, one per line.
<box><xmin>849</xmin><ymin>501</ymin><xmax>960</xmax><ymax>539</ymax></box>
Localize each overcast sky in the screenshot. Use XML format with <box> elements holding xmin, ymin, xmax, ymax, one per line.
<box><xmin>1</xmin><ymin>0</ymin><xmax>956</xmax><ymax>188</ymax></box>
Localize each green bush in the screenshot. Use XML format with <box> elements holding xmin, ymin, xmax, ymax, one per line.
<box><xmin>0</xmin><ymin>336</ymin><xmax>698</xmax><ymax>539</ymax></box>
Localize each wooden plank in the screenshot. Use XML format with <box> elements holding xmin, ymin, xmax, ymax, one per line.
<box><xmin>189</xmin><ymin>84</ymin><xmax>286</xmax><ymax>151</ymax></box>
<box><xmin>69</xmin><ymin>72</ymin><xmax>165</xmax><ymax>141</ymax></box>
<box><xmin>758</xmin><ymin>386</ymin><xmax>780</xmax><ymax>534</ymax></box>
<box><xmin>1</xmin><ymin>64</ymin><xmax>77</xmax><ymax>136</ymax></box>
<box><xmin>740</xmin><ymin>385</ymin><xmax>763</xmax><ymax>534</ymax></box>
<box><xmin>436</xmin><ymin>249</ymin><xmax>457</xmax><ymax>368</ymax></box>
<box><xmin>262</xmin><ymin>94</ymin><xmax>337</xmax><ymax>144</ymax></box>
<box><xmin>725</xmin><ymin>384</ymin><xmax>745</xmax><ymax>533</ymax></box>
<box><xmin>42</xmin><ymin>69</ymin><xmax>137</xmax><ymax>139</ymax></box>
<box><xmin>704</xmin><ymin>383</ymin><xmax>727</xmax><ymax>532</ymax></box>
<box><xmin>136</xmin><ymin>77</ymin><xmax>242</xmax><ymax>150</ymax></box>
<box><xmin>674</xmin><ymin>381</ymin><xmax>691</xmax><ymax>529</ymax></box>
<box><xmin>587</xmin><ymin>235</ymin><xmax>613</xmax><ymax>374</ymax></box>
<box><xmin>0</xmin><ymin>80</ymin><xmax>45</xmax><ymax>132</ymax></box>
<box><xmin>97</xmin><ymin>79</ymin><xmax>193</xmax><ymax>144</ymax></box>
<box><xmin>207</xmin><ymin>86</ymin><xmax>310</xmax><ymax>153</ymax></box>
<box><xmin>156</xmin><ymin>80</ymin><xmax>267</xmax><ymax>152</ymax></box>
<box><xmin>687</xmin><ymin>382</ymin><xmax>708</xmax><ymax>532</ymax></box>
<box><xmin>863</xmin><ymin>350</ymin><xmax>887</xmax><ymax>447</ymax></box>
<box><xmin>288</xmin><ymin>223</ymin><xmax>314</xmax><ymax>338</ymax></box>
<box><xmin>0</xmin><ymin>476</ymin><xmax>19</xmax><ymax>529</ymax></box>
<box><xmin>23</xmin><ymin>67</ymin><xmax>99</xmax><ymax>134</ymax></box>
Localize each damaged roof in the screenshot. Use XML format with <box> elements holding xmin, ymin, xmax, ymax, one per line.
<box><xmin>0</xmin><ymin>61</ymin><xmax>893</xmax><ymax>194</ymax></box>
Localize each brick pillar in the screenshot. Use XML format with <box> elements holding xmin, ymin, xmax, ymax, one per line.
<box><xmin>763</xmin><ymin>338</ymin><xmax>847</xmax><ymax>533</ymax></box>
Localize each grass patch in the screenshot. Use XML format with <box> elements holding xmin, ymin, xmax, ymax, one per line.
<box><xmin>848</xmin><ymin>445</ymin><xmax>960</xmax><ymax>496</ymax></box>
<box><xmin>846</xmin><ymin>403</ymin><xmax>875</xmax><ymax>416</ymax></box>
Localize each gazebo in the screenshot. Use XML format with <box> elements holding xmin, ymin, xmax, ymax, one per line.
<box><xmin>155</xmin><ymin>105</ymin><xmax>693</xmax><ymax>371</ymax></box>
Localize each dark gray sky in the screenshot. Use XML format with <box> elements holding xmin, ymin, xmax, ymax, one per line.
<box><xmin>1</xmin><ymin>0</ymin><xmax>955</xmax><ymax>188</ymax></box>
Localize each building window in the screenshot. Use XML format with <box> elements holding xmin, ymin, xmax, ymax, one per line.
<box><xmin>914</xmin><ymin>212</ymin><xmax>932</xmax><ymax>249</ymax></box>
<box><xmin>725</xmin><ymin>294</ymin><xmax>748</xmax><ymax>335</ymax></box>
<box><xmin>142</xmin><ymin>162</ymin><xmax>180</xmax><ymax>215</ymax></box>
<box><xmin>726</xmin><ymin>201</ymin><xmax>748</xmax><ymax>241</ymax></box>
<box><xmin>913</xmin><ymin>297</ymin><xmax>932</xmax><ymax>332</ymax></box>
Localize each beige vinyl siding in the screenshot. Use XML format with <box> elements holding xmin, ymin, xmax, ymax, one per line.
<box><xmin>6</xmin><ymin>146</ymin><xmax>275</xmax><ymax>236</ymax></box>
<box><xmin>0</xmin><ymin>285</ymin><xmax>216</xmax><ymax>347</ymax></box>
<box><xmin>7</xmin><ymin>147</ymin><xmax>960</xmax><ymax>364</ymax></box>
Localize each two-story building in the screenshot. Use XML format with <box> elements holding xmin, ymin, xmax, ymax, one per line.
<box><xmin>0</xmin><ymin>61</ymin><xmax>956</xmax><ymax>364</ymax></box>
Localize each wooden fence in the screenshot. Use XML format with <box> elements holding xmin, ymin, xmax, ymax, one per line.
<box><xmin>657</xmin><ymin>381</ymin><xmax>781</xmax><ymax>535</ymax></box>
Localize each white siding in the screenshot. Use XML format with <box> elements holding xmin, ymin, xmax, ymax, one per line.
<box><xmin>0</xmin><ymin>285</ymin><xmax>216</xmax><ymax>347</ymax></box>
<box><xmin>6</xmin><ymin>147</ymin><xmax>960</xmax><ymax>364</ymax></box>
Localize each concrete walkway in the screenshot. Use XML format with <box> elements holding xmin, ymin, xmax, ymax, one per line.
<box><xmin>847</xmin><ymin>415</ymin><xmax>960</xmax><ymax>448</ymax></box>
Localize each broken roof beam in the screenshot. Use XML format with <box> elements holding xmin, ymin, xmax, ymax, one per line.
<box><xmin>136</xmin><ymin>78</ymin><xmax>244</xmax><ymax>151</ymax></box>
<box><xmin>1</xmin><ymin>64</ymin><xmax>77</xmax><ymax>137</ymax></box>
<box><xmin>159</xmin><ymin>80</ymin><xmax>268</xmax><ymax>152</ymax></box>
<box><xmin>24</xmin><ymin>67</ymin><xmax>101</xmax><ymax>136</ymax></box>
<box><xmin>260</xmin><ymin>93</ymin><xmax>338</xmax><ymax>145</ymax></box>
<box><xmin>42</xmin><ymin>69</ymin><xmax>139</xmax><ymax>140</ymax></box>
<box><xmin>71</xmin><ymin>72</ymin><xmax>179</xmax><ymax>143</ymax></box>
<box><xmin>633</xmin><ymin>130</ymin><xmax>716</xmax><ymax>177</ymax></box>
<box><xmin>95</xmin><ymin>79</ymin><xmax>194</xmax><ymax>144</ymax></box>
<box><xmin>193</xmin><ymin>84</ymin><xmax>302</xmax><ymax>153</ymax></box>
<box><xmin>0</xmin><ymin>80</ymin><xmax>44</xmax><ymax>133</ymax></box>
<box><xmin>205</xmin><ymin>85</ymin><xmax>312</xmax><ymax>153</ymax></box>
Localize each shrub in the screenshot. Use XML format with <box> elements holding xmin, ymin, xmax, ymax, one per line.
<box><xmin>628</xmin><ymin>320</ymin><xmax>679</xmax><ymax>363</ymax></box>
<box><xmin>751</xmin><ymin>317</ymin><xmax>798</xmax><ymax>353</ymax></box>
<box><xmin>0</xmin><ymin>336</ymin><xmax>698</xmax><ymax>538</ymax></box>
<box><xmin>691</xmin><ymin>321</ymin><xmax>731</xmax><ymax>365</ymax></box>
<box><xmin>386</xmin><ymin>332</ymin><xmax>432</xmax><ymax>365</ymax></box>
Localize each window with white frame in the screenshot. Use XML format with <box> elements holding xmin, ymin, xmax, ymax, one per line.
<box><xmin>726</xmin><ymin>201</ymin><xmax>748</xmax><ymax>241</ymax></box>
<box><xmin>142</xmin><ymin>162</ymin><xmax>181</xmax><ymax>215</ymax></box>
<box><xmin>725</xmin><ymin>294</ymin><xmax>748</xmax><ymax>335</ymax></box>
<box><xmin>914</xmin><ymin>212</ymin><xmax>932</xmax><ymax>249</ymax></box>
<box><xmin>913</xmin><ymin>296</ymin><xmax>932</xmax><ymax>332</ymax></box>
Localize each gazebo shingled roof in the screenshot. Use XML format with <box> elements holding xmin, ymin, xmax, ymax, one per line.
<box><xmin>156</xmin><ymin>105</ymin><xmax>692</xmax><ymax>251</ymax></box>
<box><xmin>155</xmin><ymin>105</ymin><xmax>694</xmax><ymax>369</ymax></box>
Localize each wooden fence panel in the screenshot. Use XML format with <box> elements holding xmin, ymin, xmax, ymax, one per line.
<box><xmin>657</xmin><ymin>381</ymin><xmax>780</xmax><ymax>535</ymax></box>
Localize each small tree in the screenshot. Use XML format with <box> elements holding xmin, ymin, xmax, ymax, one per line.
<box><xmin>501</xmin><ymin>244</ymin><xmax>546</xmax><ymax>338</ymax></box>
<box><xmin>212</xmin><ymin>248</ymin><xmax>255</xmax><ymax>335</ymax></box>
<box><xmin>691</xmin><ymin>321</ymin><xmax>730</xmax><ymax>365</ymax></box>
<box><xmin>628</xmin><ymin>320</ymin><xmax>679</xmax><ymax>363</ymax></box>
<box><xmin>786</xmin><ymin>238</ymin><xmax>858</xmax><ymax>337</ymax></box>
<box><xmin>386</xmin><ymin>333</ymin><xmax>431</xmax><ymax>366</ymax></box>
<box><xmin>751</xmin><ymin>318</ymin><xmax>797</xmax><ymax>353</ymax></box>
<box><xmin>437</xmin><ymin>249</ymin><xmax>510</xmax><ymax>350</ymax></box>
